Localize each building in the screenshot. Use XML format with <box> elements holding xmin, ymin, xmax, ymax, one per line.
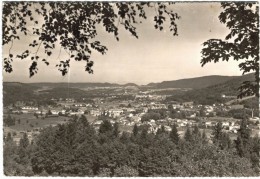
<box><xmin>90</xmin><ymin>109</ymin><xmax>102</xmax><ymax>116</ymax></box>
<box><xmin>21</xmin><ymin>106</ymin><xmax>38</xmax><ymax>113</ymax></box>
<box><xmin>230</xmin><ymin>104</ymin><xmax>244</xmax><ymax>110</ymax></box>
<box><xmin>109</xmin><ymin>109</ymin><xmax>124</xmax><ymax>118</ymax></box>
<box><xmin>172</xmin><ymin>103</ymin><xmax>181</xmax><ymax>109</ymax></box>
<box><xmin>183</xmin><ymin>101</ymin><xmax>194</xmax><ymax>107</ymax></box>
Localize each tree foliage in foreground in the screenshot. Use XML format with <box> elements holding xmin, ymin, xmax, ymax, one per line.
<box><xmin>201</xmin><ymin>2</ymin><xmax>259</xmax><ymax>98</ymax></box>
<box><xmin>3</xmin><ymin>1</ymin><xmax>179</xmax><ymax>76</ymax></box>
<box><xmin>4</xmin><ymin>115</ymin><xmax>260</xmax><ymax>176</ymax></box>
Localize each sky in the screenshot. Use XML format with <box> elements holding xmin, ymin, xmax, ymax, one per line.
<box><xmin>2</xmin><ymin>1</ymin><xmax>243</xmax><ymax>85</ymax></box>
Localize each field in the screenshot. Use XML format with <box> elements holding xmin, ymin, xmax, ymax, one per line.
<box><xmin>5</xmin><ymin>113</ymin><xmax>68</xmax><ymax>132</ymax></box>
<box><xmin>4</xmin><ymin>113</ymin><xmax>97</xmax><ymax>132</ymax></box>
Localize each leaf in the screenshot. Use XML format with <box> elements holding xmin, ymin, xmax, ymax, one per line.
<box><xmin>29</xmin><ymin>61</ymin><xmax>38</xmax><ymax>77</ymax></box>
<box><xmin>47</xmin><ymin>51</ymin><xmax>52</xmax><ymax>56</ymax></box>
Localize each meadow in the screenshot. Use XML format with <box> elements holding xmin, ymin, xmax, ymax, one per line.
<box><xmin>4</xmin><ymin>113</ymin><xmax>97</xmax><ymax>132</ymax></box>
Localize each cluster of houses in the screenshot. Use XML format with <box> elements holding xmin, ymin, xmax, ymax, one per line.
<box><xmin>4</xmin><ymin>93</ymin><xmax>260</xmax><ymax>145</ymax></box>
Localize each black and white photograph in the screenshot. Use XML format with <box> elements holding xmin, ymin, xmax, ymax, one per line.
<box><xmin>2</xmin><ymin>0</ymin><xmax>260</xmax><ymax>177</ymax></box>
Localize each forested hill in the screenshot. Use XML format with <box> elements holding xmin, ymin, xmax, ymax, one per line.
<box><xmin>30</xmin><ymin>82</ymin><xmax>119</xmax><ymax>89</ymax></box>
<box><xmin>31</xmin><ymin>82</ymin><xmax>138</xmax><ymax>89</ymax></box>
<box><xmin>3</xmin><ymin>82</ymin><xmax>39</xmax><ymax>106</ymax></box>
<box><xmin>147</xmin><ymin>75</ymin><xmax>237</xmax><ymax>89</ymax></box>
<box><xmin>3</xmin><ymin>73</ymin><xmax>256</xmax><ymax>106</ymax></box>
<box><xmin>204</xmin><ymin>73</ymin><xmax>256</xmax><ymax>96</ymax></box>
<box><xmin>166</xmin><ymin>73</ymin><xmax>256</xmax><ymax>105</ymax></box>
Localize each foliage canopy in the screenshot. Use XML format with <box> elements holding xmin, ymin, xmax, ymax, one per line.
<box><xmin>3</xmin><ymin>2</ymin><xmax>179</xmax><ymax>77</ymax></box>
<box><xmin>4</xmin><ymin>115</ymin><xmax>260</xmax><ymax>176</ymax></box>
<box><xmin>201</xmin><ymin>2</ymin><xmax>259</xmax><ymax>98</ymax></box>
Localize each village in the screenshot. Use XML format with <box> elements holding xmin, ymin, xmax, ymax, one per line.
<box><xmin>3</xmin><ymin>91</ymin><xmax>260</xmax><ymax>145</ymax></box>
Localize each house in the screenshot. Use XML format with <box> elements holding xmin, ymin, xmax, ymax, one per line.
<box><xmin>128</xmin><ymin>113</ymin><xmax>134</xmax><ymax>117</ymax></box>
<box><xmin>21</xmin><ymin>106</ymin><xmax>39</xmax><ymax>111</ymax></box>
<box><xmin>229</xmin><ymin>121</ymin><xmax>235</xmax><ymax>126</ymax></box>
<box><xmin>77</xmin><ymin>109</ymin><xmax>84</xmax><ymax>115</ymax></box>
<box><xmin>183</xmin><ymin>101</ymin><xmax>194</xmax><ymax>107</ymax></box>
<box><xmin>230</xmin><ymin>104</ymin><xmax>244</xmax><ymax>110</ymax></box>
<box><xmin>109</xmin><ymin>109</ymin><xmax>124</xmax><ymax>118</ymax></box>
<box><xmin>229</xmin><ymin>125</ymin><xmax>240</xmax><ymax>130</ymax></box>
<box><xmin>222</xmin><ymin>121</ymin><xmax>230</xmax><ymax>127</ymax></box>
<box><xmin>126</xmin><ymin>108</ymin><xmax>135</xmax><ymax>112</ymax></box>
<box><xmin>148</xmin><ymin>103</ymin><xmax>167</xmax><ymax>110</ymax></box>
<box><xmin>164</xmin><ymin>125</ymin><xmax>172</xmax><ymax>132</ymax></box>
<box><xmin>13</xmin><ymin>137</ymin><xmax>21</xmax><ymax>145</ymax></box>
<box><xmin>177</xmin><ymin>121</ymin><xmax>187</xmax><ymax>127</ymax></box>
<box><xmin>190</xmin><ymin>113</ymin><xmax>196</xmax><ymax>118</ymax></box>
<box><xmin>12</xmin><ymin>110</ymin><xmax>21</xmax><ymax>114</ymax></box>
<box><xmin>65</xmin><ymin>98</ymin><xmax>75</xmax><ymax>102</ymax></box>
<box><xmin>93</xmin><ymin>120</ymin><xmax>102</xmax><ymax>127</ymax></box>
<box><xmin>51</xmin><ymin>110</ymin><xmax>59</xmax><ymax>115</ymax></box>
<box><xmin>249</xmin><ymin>117</ymin><xmax>260</xmax><ymax>123</ymax></box>
<box><xmin>172</xmin><ymin>103</ymin><xmax>181</xmax><ymax>109</ymax></box>
<box><xmin>21</xmin><ymin>106</ymin><xmax>38</xmax><ymax>113</ymax></box>
<box><xmin>143</xmin><ymin>107</ymin><xmax>149</xmax><ymax>113</ymax></box>
<box><xmin>131</xmin><ymin>116</ymin><xmax>141</xmax><ymax>123</ymax></box>
<box><xmin>90</xmin><ymin>109</ymin><xmax>102</xmax><ymax>116</ymax></box>
<box><xmin>74</xmin><ymin>103</ymin><xmax>86</xmax><ymax>107</ymax></box>
<box><xmin>205</xmin><ymin>106</ymin><xmax>214</xmax><ymax>112</ymax></box>
<box><xmin>21</xmin><ymin>110</ymin><xmax>29</xmax><ymax>114</ymax></box>
<box><xmin>204</xmin><ymin>121</ymin><xmax>214</xmax><ymax>128</ymax></box>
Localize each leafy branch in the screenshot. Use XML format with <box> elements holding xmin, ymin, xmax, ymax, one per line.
<box><xmin>201</xmin><ymin>2</ymin><xmax>259</xmax><ymax>98</ymax></box>
<box><xmin>3</xmin><ymin>2</ymin><xmax>180</xmax><ymax>77</ymax></box>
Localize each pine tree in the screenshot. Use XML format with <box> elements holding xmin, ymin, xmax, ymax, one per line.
<box><xmin>184</xmin><ymin>127</ymin><xmax>192</xmax><ymax>142</ymax></box>
<box><xmin>99</xmin><ymin>120</ymin><xmax>113</xmax><ymax>134</ymax></box>
<box><xmin>79</xmin><ymin>115</ymin><xmax>89</xmax><ymax>127</ymax></box>
<box><xmin>132</xmin><ymin>124</ymin><xmax>139</xmax><ymax>137</ymax></box>
<box><xmin>120</xmin><ymin>132</ymin><xmax>130</xmax><ymax>144</ymax></box>
<box><xmin>235</xmin><ymin>119</ymin><xmax>251</xmax><ymax>157</ymax></box>
<box><xmin>113</xmin><ymin>122</ymin><xmax>120</xmax><ymax>138</ymax></box>
<box><xmin>19</xmin><ymin>133</ymin><xmax>29</xmax><ymax>149</ymax></box>
<box><xmin>140</xmin><ymin>127</ymin><xmax>148</xmax><ymax>140</ymax></box>
<box><xmin>170</xmin><ymin>124</ymin><xmax>179</xmax><ymax>145</ymax></box>
<box><xmin>201</xmin><ymin>129</ymin><xmax>207</xmax><ymax>143</ymax></box>
<box><xmin>18</xmin><ymin>133</ymin><xmax>30</xmax><ymax>165</ymax></box>
<box><xmin>193</xmin><ymin>125</ymin><xmax>200</xmax><ymax>136</ymax></box>
<box><xmin>211</xmin><ymin>122</ymin><xmax>223</xmax><ymax>146</ymax></box>
<box><xmin>161</xmin><ymin>125</ymin><xmax>166</xmax><ymax>133</ymax></box>
<box><xmin>4</xmin><ymin>114</ymin><xmax>15</xmax><ymax>127</ymax></box>
<box><xmin>220</xmin><ymin>133</ymin><xmax>232</xmax><ymax>150</ymax></box>
<box><xmin>192</xmin><ymin>125</ymin><xmax>201</xmax><ymax>141</ymax></box>
<box><xmin>156</xmin><ymin>125</ymin><xmax>166</xmax><ymax>136</ymax></box>
<box><xmin>5</xmin><ymin>132</ymin><xmax>13</xmax><ymax>142</ymax></box>
<box><xmin>250</xmin><ymin>135</ymin><xmax>260</xmax><ymax>169</ymax></box>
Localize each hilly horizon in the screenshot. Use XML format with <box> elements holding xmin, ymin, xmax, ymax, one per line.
<box><xmin>3</xmin><ymin>82</ymin><xmax>138</xmax><ymax>88</ymax></box>
<box><xmin>166</xmin><ymin>73</ymin><xmax>256</xmax><ymax>105</ymax></box>
<box><xmin>3</xmin><ymin>73</ymin><xmax>257</xmax><ymax>106</ymax></box>
<box><xmin>147</xmin><ymin>75</ymin><xmax>239</xmax><ymax>89</ymax></box>
<box><xmin>3</xmin><ymin>73</ymin><xmax>246</xmax><ymax>89</ymax></box>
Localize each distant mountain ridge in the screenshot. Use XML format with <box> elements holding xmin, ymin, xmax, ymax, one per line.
<box><xmin>29</xmin><ymin>82</ymin><xmax>121</xmax><ymax>88</ymax></box>
<box><xmin>147</xmin><ymin>75</ymin><xmax>238</xmax><ymax>89</ymax></box>
<box><xmin>166</xmin><ymin>73</ymin><xmax>256</xmax><ymax>105</ymax></box>
<box><xmin>4</xmin><ymin>74</ymin><xmax>254</xmax><ymax>90</ymax></box>
<box><xmin>3</xmin><ymin>73</ymin><xmax>257</xmax><ymax>106</ymax></box>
